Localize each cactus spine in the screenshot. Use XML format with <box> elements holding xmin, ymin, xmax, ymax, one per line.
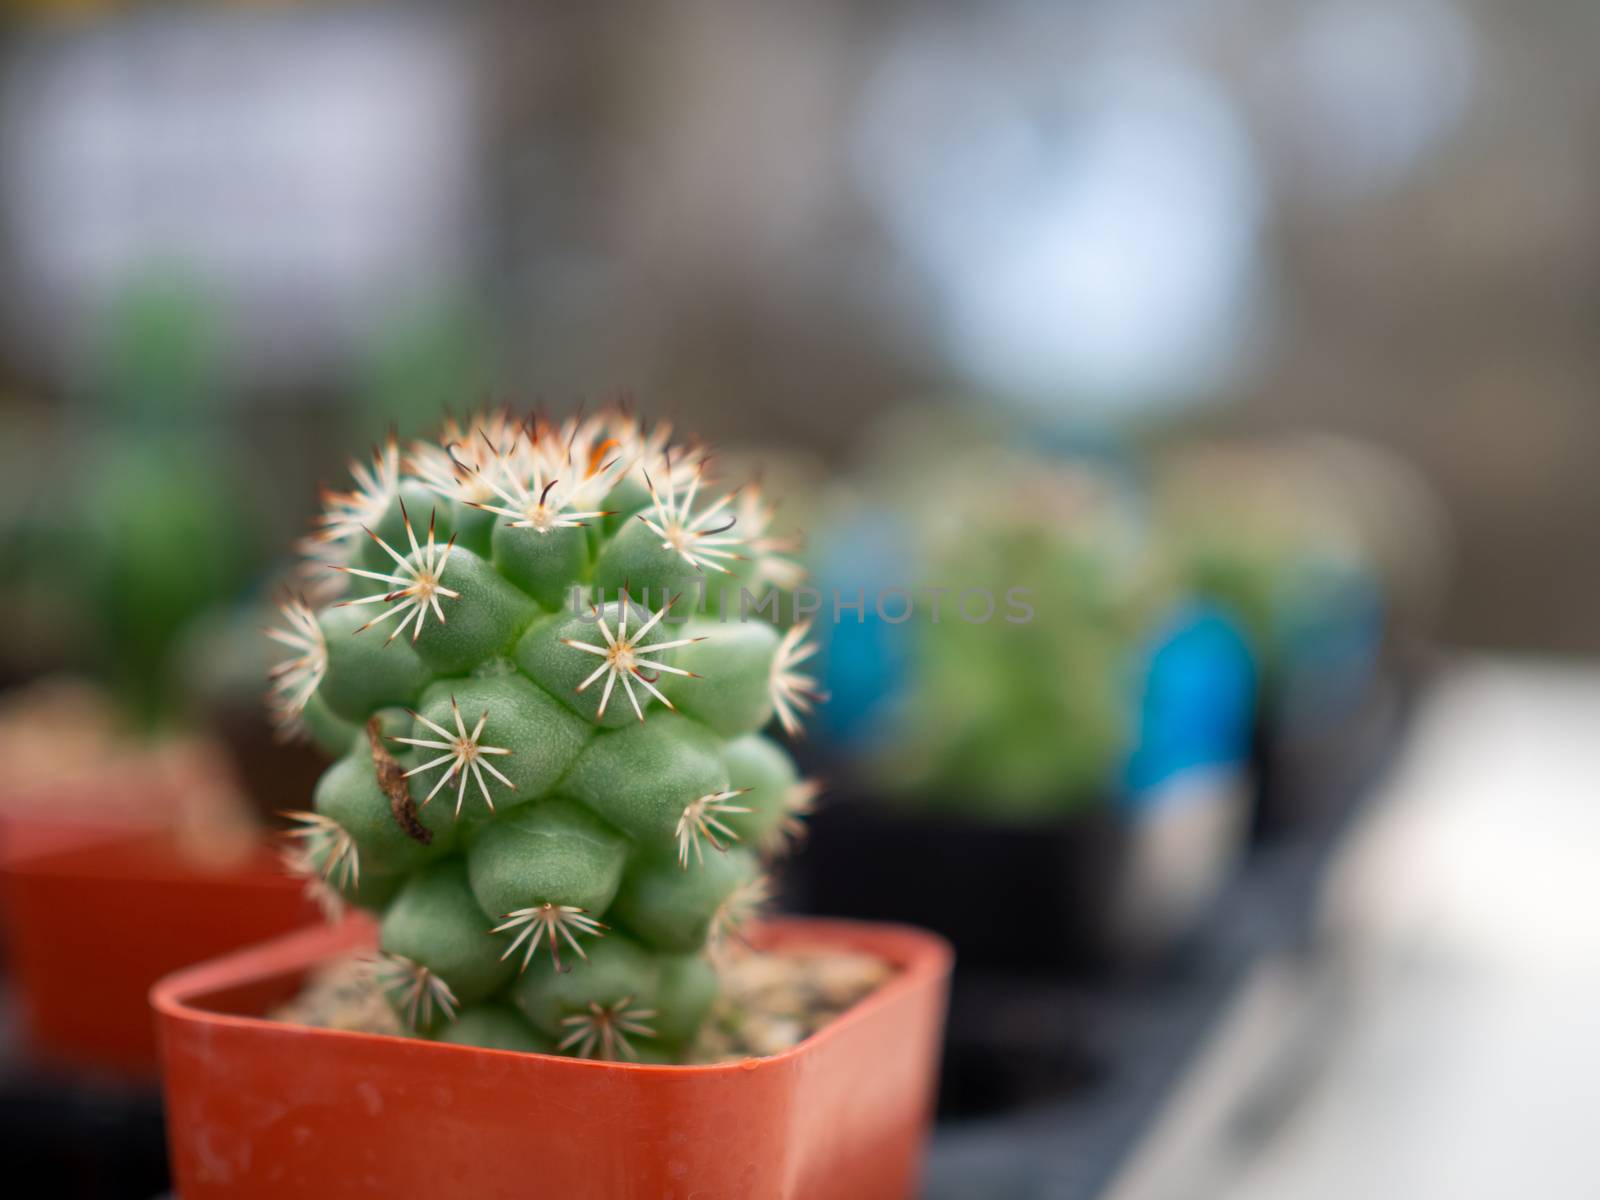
<box><xmin>271</xmin><ymin>408</ymin><xmax>819</xmax><ymax>1061</ymax></box>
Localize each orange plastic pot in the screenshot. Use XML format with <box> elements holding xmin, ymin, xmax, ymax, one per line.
<box><xmin>0</xmin><ymin>830</ymin><xmax>317</xmax><ymax>1075</ymax></box>
<box><xmin>155</xmin><ymin>916</ymin><xmax>952</xmax><ymax>1200</ymax></box>
<box><xmin>0</xmin><ymin>769</ymin><xmax>177</xmax><ymax>867</ymax></box>
<box><xmin>0</xmin><ymin>812</ymin><xmax>135</xmax><ymax>868</ymax></box>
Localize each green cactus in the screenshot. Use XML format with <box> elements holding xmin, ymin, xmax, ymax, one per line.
<box><xmin>852</xmin><ymin>441</ymin><xmax>1157</xmax><ymax>819</ymax></box>
<box><xmin>271</xmin><ymin>408</ymin><xmax>819</xmax><ymax>1061</ymax></box>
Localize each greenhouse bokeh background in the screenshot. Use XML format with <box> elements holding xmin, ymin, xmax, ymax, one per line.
<box><xmin>4</xmin><ymin>0</ymin><xmax>1597</xmax><ymax>661</ymax></box>
<box><xmin>0</xmin><ymin>2</ymin><xmax>1597</xmax><ymax>1199</ymax></box>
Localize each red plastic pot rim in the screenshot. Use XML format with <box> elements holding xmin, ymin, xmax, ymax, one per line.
<box><xmin>2</xmin><ymin>827</ymin><xmax>293</xmax><ymax>884</ymax></box>
<box><xmin>152</xmin><ymin>914</ymin><xmax>954</xmax><ymax>1072</ymax></box>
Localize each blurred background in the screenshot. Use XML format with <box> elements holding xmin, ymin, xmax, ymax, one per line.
<box><xmin>0</xmin><ymin>1</ymin><xmax>1595</xmax><ymax>1198</ymax></box>
<box><xmin>3</xmin><ymin>0</ymin><xmax>1597</xmax><ymax>659</ymax></box>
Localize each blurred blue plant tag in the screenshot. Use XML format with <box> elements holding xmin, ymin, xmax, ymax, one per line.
<box><xmin>1123</xmin><ymin>601</ymin><xmax>1257</xmax><ymax>806</ymax></box>
<box><xmin>815</xmin><ymin>513</ymin><xmax>914</xmax><ymax>749</ymax></box>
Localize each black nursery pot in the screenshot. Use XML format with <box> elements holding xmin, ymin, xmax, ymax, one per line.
<box><xmin>790</xmin><ymin>772</ymin><xmax>1249</xmax><ymax>978</ymax></box>
<box><xmin>794</xmin><ymin>797</ymin><xmax>1125</xmax><ymax>973</ymax></box>
<box><xmin>787</xmin><ymin>776</ymin><xmax>1249</xmax><ymax>1118</ymax></box>
<box><xmin>1250</xmin><ymin>652</ymin><xmax>1420</xmax><ymax>841</ymax></box>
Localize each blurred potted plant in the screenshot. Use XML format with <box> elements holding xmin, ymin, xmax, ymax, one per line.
<box><xmin>0</xmin><ymin>680</ymin><xmax>194</xmax><ymax>866</ymax></box>
<box><xmin>799</xmin><ymin>439</ymin><xmax>1255</xmax><ymax>973</ymax></box>
<box><xmin>786</xmin><ymin>413</ymin><xmax>1258</xmax><ymax>1117</ymax></box>
<box><xmin>1151</xmin><ymin>433</ymin><xmax>1440</xmax><ymax>837</ymax></box>
<box><xmin>69</xmin><ymin>276</ymin><xmax>262</xmax><ymax>728</ymax></box>
<box><xmin>155</xmin><ymin>407</ymin><xmax>950</xmax><ymax>1200</ymax></box>
<box><xmin>0</xmin><ymin>279</ymin><xmax>317</xmax><ymax>1074</ymax></box>
<box><xmin>0</xmin><ymin>277</ymin><xmax>262</xmax><ymax>833</ymax></box>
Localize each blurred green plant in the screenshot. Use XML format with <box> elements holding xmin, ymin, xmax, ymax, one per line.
<box><xmin>829</xmin><ymin>411</ymin><xmax>1159</xmax><ymax>820</ymax></box>
<box><xmin>890</xmin><ymin>509</ymin><xmax>1144</xmax><ymax>816</ymax></box>
<box><xmin>36</xmin><ymin>276</ymin><xmax>261</xmax><ymax>729</ymax></box>
<box><xmin>352</xmin><ymin>296</ymin><xmax>498</xmax><ymax>441</ymax></box>
<box><xmin>1150</xmin><ymin>438</ymin><xmax>1384</xmax><ymax>701</ymax></box>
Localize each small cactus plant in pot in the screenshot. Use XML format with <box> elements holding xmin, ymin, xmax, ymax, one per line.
<box><xmin>793</xmin><ymin>425</ymin><xmax>1256</xmax><ymax>1118</ymax></box>
<box><xmin>154</xmin><ymin>407</ymin><xmax>950</xmax><ymax>1200</ymax></box>
<box><xmin>801</xmin><ymin>438</ymin><xmax>1255</xmax><ymax>973</ymax></box>
<box><xmin>1149</xmin><ymin>435</ymin><xmax>1426</xmax><ymax>838</ymax></box>
<box><xmin>0</xmin><ymin>283</ymin><xmax>319</xmax><ymax>1081</ymax></box>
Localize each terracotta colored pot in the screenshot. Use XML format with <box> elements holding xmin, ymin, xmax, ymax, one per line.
<box><xmin>0</xmin><ymin>830</ymin><xmax>317</xmax><ymax>1075</ymax></box>
<box><xmin>0</xmin><ymin>813</ymin><xmax>136</xmax><ymax>868</ymax></box>
<box><xmin>154</xmin><ymin>916</ymin><xmax>952</xmax><ymax>1200</ymax></box>
<box><xmin>0</xmin><ymin>770</ymin><xmax>176</xmax><ymax>868</ymax></box>
<box><xmin>0</xmin><ymin>735</ymin><xmax>263</xmax><ymax>872</ymax></box>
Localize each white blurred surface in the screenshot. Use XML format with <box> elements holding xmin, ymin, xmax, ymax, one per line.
<box><xmin>1110</xmin><ymin>658</ymin><xmax>1600</xmax><ymax>1200</ymax></box>
<box><xmin>1228</xmin><ymin>662</ymin><xmax>1600</xmax><ymax>1196</ymax></box>
<box><xmin>1226</xmin><ymin>659</ymin><xmax>1600</xmax><ymax>1199</ymax></box>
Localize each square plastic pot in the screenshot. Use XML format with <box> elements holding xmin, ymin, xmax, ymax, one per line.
<box><xmin>153</xmin><ymin>915</ymin><xmax>952</xmax><ymax>1200</ymax></box>
<box><xmin>0</xmin><ymin>830</ymin><xmax>318</xmax><ymax>1075</ymax></box>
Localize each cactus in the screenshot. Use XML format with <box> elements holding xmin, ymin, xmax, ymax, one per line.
<box><xmin>269</xmin><ymin>408</ymin><xmax>819</xmax><ymax>1061</ymax></box>
<box><xmin>823</xmin><ymin>441</ymin><xmax>1155</xmax><ymax>819</ymax></box>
